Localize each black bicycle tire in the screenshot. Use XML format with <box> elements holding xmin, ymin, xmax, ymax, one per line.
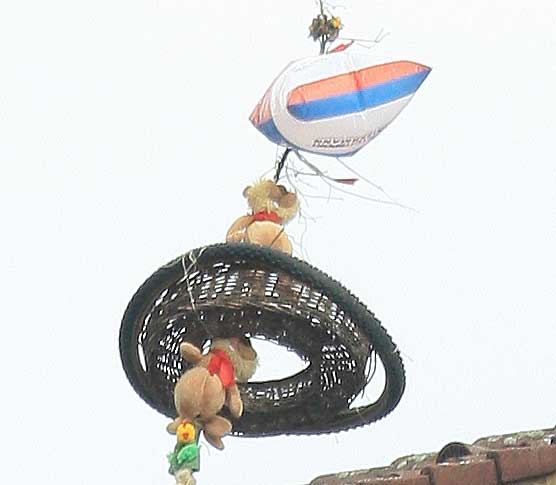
<box><xmin>119</xmin><ymin>243</ymin><xmax>405</xmax><ymax>436</ymax></box>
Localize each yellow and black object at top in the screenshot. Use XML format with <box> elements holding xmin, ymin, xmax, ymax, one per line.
<box><xmin>309</xmin><ymin>9</ymin><xmax>343</xmax><ymax>54</ymax></box>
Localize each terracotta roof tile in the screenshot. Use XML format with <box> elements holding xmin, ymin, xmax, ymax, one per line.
<box><xmin>391</xmin><ymin>453</ymin><xmax>437</xmax><ymax>471</ymax></box>
<box><xmin>309</xmin><ymin>425</ymin><xmax>556</xmax><ymax>485</ymax></box>
<box><xmin>308</xmin><ymin>466</ymin><xmax>429</xmax><ymax>485</ymax></box>
<box><xmin>487</xmin><ymin>446</ymin><xmax>556</xmax><ymax>483</ymax></box>
<box><xmin>309</xmin><ymin>469</ymin><xmax>431</xmax><ymax>485</ymax></box>
<box><xmin>422</xmin><ymin>457</ymin><xmax>498</xmax><ymax>485</ymax></box>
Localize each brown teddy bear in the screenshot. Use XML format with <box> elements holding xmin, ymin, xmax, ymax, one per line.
<box><xmin>226</xmin><ymin>179</ymin><xmax>299</xmax><ymax>254</ymax></box>
<box><xmin>167</xmin><ymin>337</ymin><xmax>258</xmax><ymax>450</ymax></box>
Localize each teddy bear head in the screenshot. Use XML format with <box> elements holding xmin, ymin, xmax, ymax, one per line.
<box><xmin>243</xmin><ymin>179</ymin><xmax>299</xmax><ymax>223</ymax></box>
<box><xmin>210</xmin><ymin>336</ymin><xmax>258</xmax><ymax>383</ymax></box>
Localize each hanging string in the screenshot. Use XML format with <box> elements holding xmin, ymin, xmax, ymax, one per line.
<box><xmin>274</xmin><ymin>2</ymin><xmax>341</xmax><ymax>181</ymax></box>
<box><xmin>274</xmin><ymin>147</ymin><xmax>291</xmax><ymax>182</ymax></box>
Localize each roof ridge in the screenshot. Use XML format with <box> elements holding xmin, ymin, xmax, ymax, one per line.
<box><xmin>309</xmin><ymin>425</ymin><xmax>556</xmax><ymax>484</ymax></box>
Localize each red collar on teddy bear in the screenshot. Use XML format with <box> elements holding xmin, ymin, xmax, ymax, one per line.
<box><xmin>252</xmin><ymin>210</ymin><xmax>282</xmax><ymax>224</ymax></box>
<box><xmin>207</xmin><ymin>349</ymin><xmax>236</xmax><ymax>388</ymax></box>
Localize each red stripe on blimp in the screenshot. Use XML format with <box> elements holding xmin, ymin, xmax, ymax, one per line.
<box><xmin>250</xmin><ymin>86</ymin><xmax>273</xmax><ymax>126</ymax></box>
<box><xmin>287</xmin><ymin>61</ymin><xmax>430</xmax><ymax>106</ymax></box>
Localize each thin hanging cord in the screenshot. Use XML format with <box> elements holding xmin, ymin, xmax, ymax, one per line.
<box><xmin>274</xmin><ymin>148</ymin><xmax>291</xmax><ymax>182</ymax></box>
<box><xmin>335</xmin><ymin>157</ymin><xmax>407</xmax><ymax>208</ymax></box>
<box><xmin>318</xmin><ymin>0</ymin><xmax>327</xmax><ymax>55</ymax></box>
<box><xmin>294</xmin><ymin>150</ymin><xmax>416</xmax><ymax>210</ymax></box>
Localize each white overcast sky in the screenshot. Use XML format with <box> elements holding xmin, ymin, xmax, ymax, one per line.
<box><xmin>1</xmin><ymin>1</ymin><xmax>555</xmax><ymax>484</ymax></box>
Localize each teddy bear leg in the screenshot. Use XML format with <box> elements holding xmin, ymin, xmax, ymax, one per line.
<box><xmin>202</xmin><ymin>415</ymin><xmax>232</xmax><ymax>450</ymax></box>
<box><xmin>204</xmin><ymin>433</ymin><xmax>225</xmax><ymax>451</ymax></box>
<box><xmin>199</xmin><ymin>374</ymin><xmax>225</xmax><ymax>420</ymax></box>
<box><xmin>174</xmin><ymin>367</ymin><xmax>210</xmax><ymax>419</ymax></box>
<box><xmin>271</xmin><ymin>233</ymin><xmax>293</xmax><ymax>254</ymax></box>
<box><xmin>226</xmin><ymin>384</ymin><xmax>243</xmax><ymax>418</ymax></box>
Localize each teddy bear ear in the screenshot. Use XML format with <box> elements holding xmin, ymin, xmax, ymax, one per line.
<box><xmin>242</xmin><ymin>186</ymin><xmax>252</xmax><ymax>198</ymax></box>
<box><xmin>268</xmin><ymin>182</ymin><xmax>286</xmax><ymax>201</ymax></box>
<box><xmin>279</xmin><ymin>192</ymin><xmax>298</xmax><ymax>209</ymax></box>
<box><xmin>238</xmin><ymin>334</ymin><xmax>253</xmax><ymax>348</ymax></box>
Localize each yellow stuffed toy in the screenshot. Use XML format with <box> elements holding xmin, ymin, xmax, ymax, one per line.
<box><xmin>226</xmin><ymin>179</ymin><xmax>299</xmax><ymax>254</ymax></box>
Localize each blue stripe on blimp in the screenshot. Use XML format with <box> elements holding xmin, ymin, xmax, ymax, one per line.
<box><xmin>256</xmin><ymin>118</ymin><xmax>287</xmax><ymax>145</ymax></box>
<box><xmin>287</xmin><ymin>70</ymin><xmax>430</xmax><ymax>121</ymax></box>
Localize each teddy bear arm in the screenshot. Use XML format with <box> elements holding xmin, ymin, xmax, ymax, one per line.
<box><xmin>179</xmin><ymin>342</ymin><xmax>203</xmax><ymax>363</ymax></box>
<box><xmin>166</xmin><ymin>416</ymin><xmax>182</xmax><ymax>434</ymax></box>
<box><xmin>226</xmin><ymin>215</ymin><xmax>253</xmax><ymax>242</ymax></box>
<box><xmin>226</xmin><ymin>384</ymin><xmax>244</xmax><ymax>418</ymax></box>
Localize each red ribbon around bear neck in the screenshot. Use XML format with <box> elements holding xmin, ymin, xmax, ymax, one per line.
<box><xmin>207</xmin><ymin>349</ymin><xmax>236</xmax><ymax>388</ymax></box>
<box><xmin>252</xmin><ymin>210</ymin><xmax>282</xmax><ymax>224</ymax></box>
